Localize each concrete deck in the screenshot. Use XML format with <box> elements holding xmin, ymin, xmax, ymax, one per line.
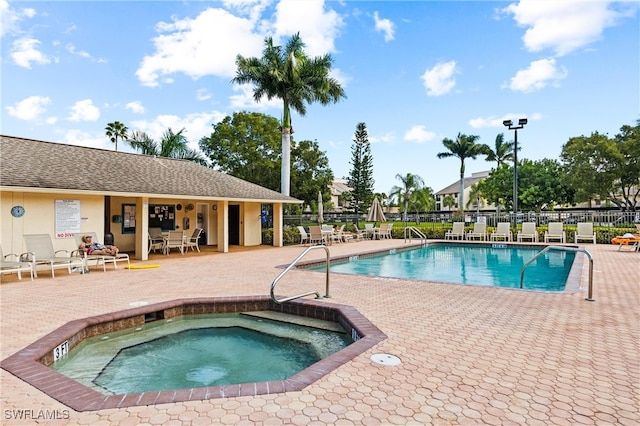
<box><xmin>1</xmin><ymin>240</ymin><xmax>638</xmax><ymax>425</ymax></box>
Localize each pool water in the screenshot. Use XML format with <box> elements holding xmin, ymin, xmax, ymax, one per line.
<box><xmin>322</xmin><ymin>244</ymin><xmax>575</xmax><ymax>291</ymax></box>
<box><xmin>52</xmin><ymin>313</ymin><xmax>352</xmax><ymax>395</ymax></box>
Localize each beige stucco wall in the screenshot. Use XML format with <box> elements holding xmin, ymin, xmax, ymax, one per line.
<box><xmin>1</xmin><ymin>192</ymin><xmax>104</xmax><ymax>254</ymax></box>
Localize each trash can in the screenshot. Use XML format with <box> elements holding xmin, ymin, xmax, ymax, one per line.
<box><xmin>104</xmin><ymin>232</ymin><xmax>114</xmax><ymax>246</ymax></box>
<box><xmin>198</xmin><ymin>231</ymin><xmax>206</xmax><ymax>246</ymax></box>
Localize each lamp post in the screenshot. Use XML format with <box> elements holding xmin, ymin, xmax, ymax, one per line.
<box><xmin>503</xmin><ymin>118</ymin><xmax>527</xmax><ymax>227</ymax></box>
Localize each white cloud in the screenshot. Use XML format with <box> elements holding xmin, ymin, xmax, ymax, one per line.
<box><xmin>229</xmin><ymin>84</ymin><xmax>283</xmax><ymax>110</ymax></box>
<box><xmin>469</xmin><ymin>113</ymin><xmax>542</xmax><ymax>129</ymax></box>
<box><xmin>373</xmin><ymin>11</ymin><xmax>395</xmax><ymax>42</ymax></box>
<box><xmin>272</xmin><ymin>0</ymin><xmax>344</xmax><ymax>56</ymax></box>
<box><xmin>67</xmin><ymin>99</ymin><xmax>100</xmax><ymax>122</ymax></box>
<box><xmin>10</xmin><ymin>37</ymin><xmax>50</xmax><ymax>68</ymax></box>
<box><xmin>130</xmin><ymin>111</ymin><xmax>227</xmax><ymax>151</ymax></box>
<box><xmin>404</xmin><ymin>125</ymin><xmax>436</xmax><ymax>143</ymax></box>
<box><xmin>125</xmin><ymin>101</ymin><xmax>145</xmax><ymax>114</ymax></box>
<box><xmin>369</xmin><ymin>132</ymin><xmax>395</xmax><ymax>144</ymax></box>
<box><xmin>508</xmin><ymin>58</ymin><xmax>568</xmax><ymax>93</ymax></box>
<box><xmin>503</xmin><ymin>0</ymin><xmax>634</xmax><ymax>56</ymax></box>
<box><xmin>421</xmin><ymin>61</ymin><xmax>458</xmax><ymax>96</ymax></box>
<box><xmin>6</xmin><ymin>95</ymin><xmax>51</xmax><ymax>120</ymax></box>
<box><xmin>1</xmin><ymin>0</ymin><xmax>35</xmax><ymax>37</ymax></box>
<box><xmin>62</xmin><ymin>129</ymin><xmax>111</xmax><ymax>150</ymax></box>
<box><xmin>196</xmin><ymin>88</ymin><xmax>212</xmax><ymax>101</ymax></box>
<box><xmin>135</xmin><ymin>7</ymin><xmax>263</xmax><ymax>87</ymax></box>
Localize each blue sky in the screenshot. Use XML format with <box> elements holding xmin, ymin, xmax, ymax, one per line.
<box><xmin>2</xmin><ymin>0</ymin><xmax>638</xmax><ymax>196</ymax></box>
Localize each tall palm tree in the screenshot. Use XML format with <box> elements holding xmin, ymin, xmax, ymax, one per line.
<box><xmin>482</xmin><ymin>133</ymin><xmax>516</xmax><ymax>168</ymax></box>
<box><xmin>466</xmin><ymin>183</ymin><xmax>485</xmax><ymax>215</ymax></box>
<box><xmin>105</xmin><ymin>121</ymin><xmax>129</xmax><ymax>151</ymax></box>
<box><xmin>389</xmin><ymin>173</ymin><xmax>424</xmax><ymax>222</ymax></box>
<box><xmin>127</xmin><ymin>128</ymin><xmax>207</xmax><ymax>165</ymax></box>
<box><xmin>437</xmin><ymin>133</ymin><xmax>483</xmax><ymax>214</ymax></box>
<box><xmin>233</xmin><ymin>33</ymin><xmax>346</xmax><ymax>196</ymax></box>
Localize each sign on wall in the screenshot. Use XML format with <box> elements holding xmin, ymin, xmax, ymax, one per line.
<box><xmin>55</xmin><ymin>199</ymin><xmax>81</xmax><ymax>238</ymax></box>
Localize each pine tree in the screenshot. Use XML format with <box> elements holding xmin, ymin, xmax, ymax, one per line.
<box><xmin>347</xmin><ymin>122</ymin><xmax>375</xmax><ymax>219</ymax></box>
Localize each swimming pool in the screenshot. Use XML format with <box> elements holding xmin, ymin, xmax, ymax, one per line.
<box><xmin>315</xmin><ymin>243</ymin><xmax>578</xmax><ymax>291</ymax></box>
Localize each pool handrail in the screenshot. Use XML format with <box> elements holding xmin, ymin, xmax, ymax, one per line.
<box><xmin>404</xmin><ymin>226</ymin><xmax>426</xmax><ymax>246</ymax></box>
<box><xmin>270</xmin><ymin>245</ymin><xmax>331</xmax><ymax>304</ymax></box>
<box><xmin>520</xmin><ymin>245</ymin><xmax>594</xmax><ymax>301</ymax></box>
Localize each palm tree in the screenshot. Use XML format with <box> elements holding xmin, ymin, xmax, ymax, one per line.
<box><xmin>389</xmin><ymin>173</ymin><xmax>424</xmax><ymax>222</ymax></box>
<box><xmin>409</xmin><ymin>187</ymin><xmax>436</xmax><ymax>223</ymax></box>
<box><xmin>437</xmin><ymin>133</ymin><xmax>483</xmax><ymax>214</ymax></box>
<box><xmin>482</xmin><ymin>133</ymin><xmax>516</xmax><ymax>168</ymax></box>
<box><xmin>233</xmin><ymin>33</ymin><xmax>346</xmax><ymax>196</ymax></box>
<box><xmin>443</xmin><ymin>194</ymin><xmax>456</xmax><ymax>210</ymax></box>
<box><xmin>466</xmin><ymin>183</ymin><xmax>485</xmax><ymax>216</ymax></box>
<box><xmin>127</xmin><ymin>128</ymin><xmax>207</xmax><ymax>165</ymax></box>
<box><xmin>105</xmin><ymin>121</ymin><xmax>129</xmax><ymax>151</ymax></box>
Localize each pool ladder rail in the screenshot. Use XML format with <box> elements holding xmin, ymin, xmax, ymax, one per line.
<box><xmin>521</xmin><ymin>245</ymin><xmax>594</xmax><ymax>301</ymax></box>
<box><xmin>270</xmin><ymin>245</ymin><xmax>331</xmax><ymax>304</ymax></box>
<box><xmin>404</xmin><ymin>226</ymin><xmax>427</xmax><ymax>246</ymax></box>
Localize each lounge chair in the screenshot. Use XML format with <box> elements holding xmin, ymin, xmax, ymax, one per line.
<box><xmin>611</xmin><ymin>232</ymin><xmax>640</xmax><ymax>252</ymax></box>
<box><xmin>1</xmin><ymin>245</ymin><xmax>33</xmax><ymax>281</ymax></box>
<box><xmin>332</xmin><ymin>225</ymin><xmax>346</xmax><ymax>244</ymax></box>
<box><xmin>574</xmin><ymin>222</ymin><xmax>596</xmax><ymax>244</ymax></box>
<box><xmin>74</xmin><ymin>232</ymin><xmax>130</xmax><ymax>270</ymax></box>
<box><xmin>544</xmin><ymin>222</ymin><xmax>566</xmax><ymax>243</ymax></box>
<box><xmin>164</xmin><ymin>231</ymin><xmax>185</xmax><ymax>255</ymax></box>
<box><xmin>491</xmin><ymin>223</ymin><xmax>512</xmax><ymax>242</ymax></box>
<box><xmin>308</xmin><ymin>226</ymin><xmax>326</xmax><ymax>245</ymax></box>
<box><xmin>352</xmin><ymin>225</ymin><xmax>366</xmax><ymax>241</ymax></box>
<box><xmin>466</xmin><ymin>223</ymin><xmax>487</xmax><ymax>241</ymax></box>
<box><xmin>22</xmin><ymin>234</ymin><xmax>84</xmax><ymax>278</ymax></box>
<box><xmin>185</xmin><ymin>228</ymin><xmax>203</xmax><ymax>252</ymax></box>
<box><xmin>445</xmin><ymin>222</ymin><xmax>465</xmax><ymax>240</ymax></box>
<box><xmin>148</xmin><ymin>227</ymin><xmax>165</xmax><ymax>253</ymax></box>
<box><xmin>517</xmin><ymin>222</ymin><xmax>538</xmax><ymax>242</ymax></box>
<box><xmin>297</xmin><ymin>226</ymin><xmax>310</xmax><ymax>245</ymax></box>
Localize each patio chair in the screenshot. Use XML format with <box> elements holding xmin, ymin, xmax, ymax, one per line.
<box><xmin>73</xmin><ymin>232</ymin><xmax>130</xmax><ymax>270</ymax></box>
<box><xmin>466</xmin><ymin>223</ymin><xmax>487</xmax><ymax>241</ymax></box>
<box><xmin>544</xmin><ymin>222</ymin><xmax>566</xmax><ymax>243</ymax></box>
<box><xmin>517</xmin><ymin>222</ymin><xmax>539</xmax><ymax>242</ymax></box>
<box><xmin>364</xmin><ymin>223</ymin><xmax>376</xmax><ymax>239</ymax></box>
<box><xmin>308</xmin><ymin>226</ymin><xmax>326</xmax><ymax>245</ymax></box>
<box><xmin>381</xmin><ymin>223</ymin><xmax>393</xmax><ymax>239</ymax></box>
<box><xmin>22</xmin><ymin>234</ymin><xmax>84</xmax><ymax>278</ymax></box>
<box><xmin>332</xmin><ymin>225</ymin><xmax>345</xmax><ymax>244</ymax></box>
<box><xmin>297</xmin><ymin>226</ymin><xmax>310</xmax><ymax>245</ymax></box>
<box><xmin>574</xmin><ymin>222</ymin><xmax>596</xmax><ymax>244</ymax></box>
<box><xmin>148</xmin><ymin>227</ymin><xmax>165</xmax><ymax>253</ymax></box>
<box><xmin>490</xmin><ymin>222</ymin><xmax>512</xmax><ymax>242</ymax></box>
<box><xmin>164</xmin><ymin>231</ymin><xmax>185</xmax><ymax>255</ymax></box>
<box><xmin>445</xmin><ymin>222</ymin><xmax>465</xmax><ymax>240</ymax></box>
<box><xmin>185</xmin><ymin>228</ymin><xmax>204</xmax><ymax>252</ymax></box>
<box><xmin>352</xmin><ymin>225</ymin><xmax>366</xmax><ymax>241</ymax></box>
<box><xmin>1</xmin><ymin>244</ymin><xmax>33</xmax><ymax>281</ymax></box>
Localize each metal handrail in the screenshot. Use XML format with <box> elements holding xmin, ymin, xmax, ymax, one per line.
<box><xmin>520</xmin><ymin>245</ymin><xmax>594</xmax><ymax>301</ymax></box>
<box><xmin>404</xmin><ymin>226</ymin><xmax>427</xmax><ymax>245</ymax></box>
<box><xmin>270</xmin><ymin>245</ymin><xmax>331</xmax><ymax>304</ymax></box>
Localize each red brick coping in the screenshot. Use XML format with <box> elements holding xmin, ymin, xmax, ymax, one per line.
<box><xmin>0</xmin><ymin>296</ymin><xmax>386</xmax><ymax>412</ymax></box>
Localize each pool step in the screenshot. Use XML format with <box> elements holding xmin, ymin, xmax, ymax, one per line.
<box><xmin>241</xmin><ymin>311</ymin><xmax>346</xmax><ymax>333</ymax></box>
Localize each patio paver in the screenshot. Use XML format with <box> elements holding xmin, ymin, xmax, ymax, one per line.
<box><xmin>1</xmin><ymin>239</ymin><xmax>638</xmax><ymax>425</ymax></box>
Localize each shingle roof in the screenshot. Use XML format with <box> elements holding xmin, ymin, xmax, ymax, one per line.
<box><xmin>0</xmin><ymin>135</ymin><xmax>301</xmax><ymax>203</ymax></box>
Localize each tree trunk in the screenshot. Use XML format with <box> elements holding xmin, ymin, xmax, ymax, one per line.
<box><xmin>281</xmin><ymin>127</ymin><xmax>292</xmax><ymax>196</ymax></box>
<box><xmin>459</xmin><ymin>174</ymin><xmax>464</xmax><ymax>214</ymax></box>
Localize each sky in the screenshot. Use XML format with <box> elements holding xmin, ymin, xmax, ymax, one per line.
<box><xmin>2</xmin><ymin>0</ymin><xmax>639</xmax><ymax>197</ymax></box>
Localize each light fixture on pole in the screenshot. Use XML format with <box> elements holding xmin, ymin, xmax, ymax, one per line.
<box><xmin>503</xmin><ymin>118</ymin><xmax>527</xmax><ymax>226</ymax></box>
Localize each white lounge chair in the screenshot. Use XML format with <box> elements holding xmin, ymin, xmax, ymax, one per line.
<box><xmin>574</xmin><ymin>222</ymin><xmax>596</xmax><ymax>244</ymax></box>
<box><xmin>148</xmin><ymin>227</ymin><xmax>165</xmax><ymax>253</ymax></box>
<box><xmin>22</xmin><ymin>234</ymin><xmax>84</xmax><ymax>278</ymax></box>
<box><xmin>185</xmin><ymin>228</ymin><xmax>204</xmax><ymax>252</ymax></box>
<box><xmin>1</xmin><ymin>245</ymin><xmax>33</xmax><ymax>281</ymax></box>
<box><xmin>491</xmin><ymin>223</ymin><xmax>512</xmax><ymax>242</ymax></box>
<box><xmin>297</xmin><ymin>226</ymin><xmax>310</xmax><ymax>245</ymax></box>
<box><xmin>445</xmin><ymin>222</ymin><xmax>465</xmax><ymax>240</ymax></box>
<box><xmin>517</xmin><ymin>222</ymin><xmax>538</xmax><ymax>242</ymax></box>
<box><xmin>74</xmin><ymin>232</ymin><xmax>130</xmax><ymax>270</ymax></box>
<box><xmin>544</xmin><ymin>222</ymin><xmax>566</xmax><ymax>243</ymax></box>
<box><xmin>466</xmin><ymin>223</ymin><xmax>487</xmax><ymax>241</ymax></box>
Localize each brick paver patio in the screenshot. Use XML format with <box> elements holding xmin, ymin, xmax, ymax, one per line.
<box><xmin>1</xmin><ymin>240</ymin><xmax>638</xmax><ymax>425</ymax></box>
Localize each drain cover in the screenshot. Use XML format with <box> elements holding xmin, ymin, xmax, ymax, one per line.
<box><xmin>371</xmin><ymin>353</ymin><xmax>401</xmax><ymax>366</ymax></box>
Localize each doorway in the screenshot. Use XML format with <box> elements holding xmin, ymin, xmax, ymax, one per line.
<box><xmin>228</xmin><ymin>204</ymin><xmax>240</xmax><ymax>245</ymax></box>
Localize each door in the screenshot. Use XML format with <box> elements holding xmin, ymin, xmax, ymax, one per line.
<box><xmin>228</xmin><ymin>205</ymin><xmax>240</xmax><ymax>245</ymax></box>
